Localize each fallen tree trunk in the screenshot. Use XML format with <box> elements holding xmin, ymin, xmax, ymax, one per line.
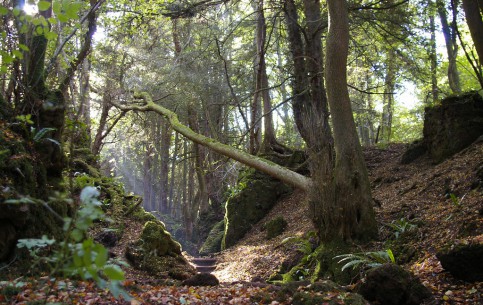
<box><xmin>112</xmin><ymin>93</ymin><xmax>312</xmax><ymax>192</ymax></box>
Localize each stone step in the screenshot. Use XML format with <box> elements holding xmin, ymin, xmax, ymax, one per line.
<box><xmin>195</xmin><ymin>265</ymin><xmax>217</xmax><ymax>273</ymax></box>
<box><xmin>192</xmin><ymin>257</ymin><xmax>217</xmax><ymax>266</ymax></box>
<box><xmin>192</xmin><ymin>257</ymin><xmax>217</xmax><ymax>273</ymax></box>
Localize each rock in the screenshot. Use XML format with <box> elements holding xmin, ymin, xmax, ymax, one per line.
<box><xmin>263</xmin><ymin>216</ymin><xmax>287</xmax><ymax>239</ymax></box>
<box><xmin>436</xmin><ymin>243</ymin><xmax>483</xmax><ymax>282</ymax></box>
<box><xmin>125</xmin><ymin>220</ymin><xmax>196</xmax><ymax>280</ymax></box>
<box><xmin>199</xmin><ymin>220</ymin><xmax>224</xmax><ymax>256</ymax></box>
<box><xmin>94</xmin><ymin>230</ymin><xmax>118</xmax><ymax>248</ymax></box>
<box><xmin>140</xmin><ymin>221</ymin><xmax>181</xmax><ymax>256</ymax></box>
<box><xmin>401</xmin><ymin>139</ymin><xmax>426</xmax><ymax>164</ymax></box>
<box><xmin>0</xmin><ymin>221</ymin><xmax>16</xmax><ymax>261</ymax></box>
<box><xmin>182</xmin><ymin>273</ymin><xmax>219</xmax><ymax>286</ymax></box>
<box><xmin>357</xmin><ymin>264</ymin><xmax>433</xmax><ymax>305</ymax></box>
<box><xmin>423</xmin><ymin>91</ymin><xmax>483</xmax><ymax>163</ymax></box>
<box><xmin>222</xmin><ymin>169</ymin><xmax>292</xmax><ymax>249</ymax></box>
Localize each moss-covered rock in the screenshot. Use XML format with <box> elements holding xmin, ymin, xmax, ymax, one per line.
<box><xmin>222</xmin><ymin>169</ymin><xmax>292</xmax><ymax>249</ymax></box>
<box><xmin>141</xmin><ymin>221</ymin><xmax>181</xmax><ymax>256</ymax></box>
<box><xmin>357</xmin><ymin>264</ymin><xmax>433</xmax><ymax>305</ymax></box>
<box><xmin>263</xmin><ymin>216</ymin><xmax>287</xmax><ymax>239</ymax></box>
<box><xmin>277</xmin><ymin>241</ymin><xmax>360</xmax><ymax>285</ymax></box>
<box><xmin>125</xmin><ymin>221</ymin><xmax>195</xmax><ymax>280</ymax></box>
<box><xmin>199</xmin><ymin>220</ymin><xmax>224</xmax><ymax>255</ymax></box>
<box><xmin>403</xmin><ymin>91</ymin><xmax>483</xmax><ymax>164</ymax></box>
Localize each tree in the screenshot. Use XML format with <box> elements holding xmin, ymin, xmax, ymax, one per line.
<box><xmin>437</xmin><ymin>0</ymin><xmax>461</xmax><ymax>93</ymax></box>
<box><xmin>461</xmin><ymin>0</ymin><xmax>483</xmax><ymax>66</ymax></box>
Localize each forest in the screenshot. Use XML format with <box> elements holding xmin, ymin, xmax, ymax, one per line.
<box><xmin>0</xmin><ymin>0</ymin><xmax>482</xmax><ymax>304</ymax></box>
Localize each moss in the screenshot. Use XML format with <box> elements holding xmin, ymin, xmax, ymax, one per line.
<box><xmin>263</xmin><ymin>216</ymin><xmax>287</xmax><ymax>239</ymax></box>
<box><xmin>222</xmin><ymin>169</ymin><xmax>292</xmax><ymax>249</ymax></box>
<box><xmin>278</xmin><ymin>240</ymin><xmax>360</xmax><ymax>286</ymax></box>
<box><xmin>71</xmin><ymin>158</ymin><xmax>101</xmax><ymax>178</ymax></box>
<box><xmin>140</xmin><ymin>221</ymin><xmax>181</xmax><ymax>256</ymax></box>
<box><xmin>199</xmin><ymin>219</ymin><xmax>224</xmax><ymax>255</ymax></box>
<box><xmin>132</xmin><ymin>207</ymin><xmax>157</xmax><ymax>222</ymax></box>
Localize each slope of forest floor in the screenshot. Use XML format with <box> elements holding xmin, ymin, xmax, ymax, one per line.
<box><xmin>212</xmin><ymin>142</ymin><xmax>483</xmax><ymax>303</ymax></box>
<box><xmin>1</xmin><ymin>142</ymin><xmax>482</xmax><ymax>304</ymax></box>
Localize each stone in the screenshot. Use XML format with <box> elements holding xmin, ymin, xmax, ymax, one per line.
<box><xmin>94</xmin><ymin>230</ymin><xmax>118</xmax><ymax>248</ymax></box>
<box><xmin>125</xmin><ymin>220</ymin><xmax>196</xmax><ymax>280</ymax></box>
<box><xmin>436</xmin><ymin>243</ymin><xmax>483</xmax><ymax>282</ymax></box>
<box><xmin>263</xmin><ymin>216</ymin><xmax>287</xmax><ymax>239</ymax></box>
<box><xmin>182</xmin><ymin>273</ymin><xmax>219</xmax><ymax>286</ymax></box>
<box><xmin>0</xmin><ymin>221</ymin><xmax>16</xmax><ymax>261</ymax></box>
<box><xmin>222</xmin><ymin>169</ymin><xmax>292</xmax><ymax>249</ymax></box>
<box><xmin>423</xmin><ymin>91</ymin><xmax>483</xmax><ymax>163</ymax></box>
<box><xmin>357</xmin><ymin>264</ymin><xmax>433</xmax><ymax>305</ymax></box>
<box><xmin>199</xmin><ymin>220</ymin><xmax>224</xmax><ymax>256</ymax></box>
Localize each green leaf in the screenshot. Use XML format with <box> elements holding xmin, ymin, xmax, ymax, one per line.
<box><xmin>13</xmin><ymin>8</ymin><xmax>20</xmax><ymax>16</ymax></box>
<box><xmin>0</xmin><ymin>6</ymin><xmax>8</xmax><ymax>15</ymax></box>
<box><xmin>386</xmin><ymin>249</ymin><xmax>395</xmax><ymax>263</ymax></box>
<box><xmin>18</xmin><ymin>44</ymin><xmax>30</xmax><ymax>51</ymax></box>
<box><xmin>341</xmin><ymin>259</ymin><xmax>366</xmax><ymax>271</ymax></box>
<box><xmin>57</xmin><ymin>13</ymin><xmax>69</xmax><ymax>23</ymax></box>
<box><xmin>94</xmin><ymin>245</ymin><xmax>108</xmax><ymax>268</ymax></box>
<box><xmin>80</xmin><ymin>186</ymin><xmax>100</xmax><ymax>204</ymax></box>
<box><xmin>103</xmin><ymin>265</ymin><xmax>125</xmax><ymax>281</ymax></box>
<box><xmin>1</xmin><ymin>53</ymin><xmax>14</xmax><ymax>64</ymax></box>
<box><xmin>38</xmin><ymin>1</ymin><xmax>52</xmax><ymax>11</ymax></box>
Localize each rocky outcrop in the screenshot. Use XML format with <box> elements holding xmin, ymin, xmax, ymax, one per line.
<box><xmin>222</xmin><ymin>169</ymin><xmax>292</xmax><ymax>249</ymax></box>
<box><xmin>357</xmin><ymin>264</ymin><xmax>433</xmax><ymax>305</ymax></box>
<box><xmin>436</xmin><ymin>243</ymin><xmax>483</xmax><ymax>282</ymax></box>
<box><xmin>199</xmin><ymin>220</ymin><xmax>224</xmax><ymax>256</ymax></box>
<box><xmin>402</xmin><ymin>91</ymin><xmax>483</xmax><ymax>164</ymax></box>
<box><xmin>125</xmin><ymin>221</ymin><xmax>196</xmax><ymax>280</ymax></box>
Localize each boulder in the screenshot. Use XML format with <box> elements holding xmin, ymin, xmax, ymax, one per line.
<box><xmin>0</xmin><ymin>221</ymin><xmax>16</xmax><ymax>261</ymax></box>
<box><xmin>182</xmin><ymin>273</ymin><xmax>219</xmax><ymax>286</ymax></box>
<box><xmin>401</xmin><ymin>91</ymin><xmax>483</xmax><ymax>163</ymax></box>
<box><xmin>425</xmin><ymin>92</ymin><xmax>483</xmax><ymax>163</ymax></box>
<box><xmin>222</xmin><ymin>169</ymin><xmax>292</xmax><ymax>249</ymax></box>
<box><xmin>94</xmin><ymin>230</ymin><xmax>118</xmax><ymax>248</ymax></box>
<box><xmin>436</xmin><ymin>243</ymin><xmax>483</xmax><ymax>282</ymax></box>
<box><xmin>199</xmin><ymin>220</ymin><xmax>224</xmax><ymax>256</ymax></box>
<box><xmin>357</xmin><ymin>264</ymin><xmax>433</xmax><ymax>305</ymax></box>
<box><xmin>125</xmin><ymin>221</ymin><xmax>196</xmax><ymax>280</ymax></box>
<box><xmin>263</xmin><ymin>216</ymin><xmax>287</xmax><ymax>239</ymax></box>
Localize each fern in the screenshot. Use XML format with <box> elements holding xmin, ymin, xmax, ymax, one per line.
<box><xmin>281</xmin><ymin>236</ymin><xmax>313</xmax><ymax>255</ymax></box>
<box><xmin>334</xmin><ymin>249</ymin><xmax>396</xmax><ymax>271</ymax></box>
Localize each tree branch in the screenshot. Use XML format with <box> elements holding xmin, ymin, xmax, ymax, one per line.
<box><xmin>111</xmin><ymin>93</ymin><xmax>312</xmax><ymax>192</ymax></box>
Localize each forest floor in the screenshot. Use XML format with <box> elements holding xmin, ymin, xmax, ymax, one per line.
<box><xmin>1</xmin><ymin>142</ymin><xmax>482</xmax><ymax>304</ymax></box>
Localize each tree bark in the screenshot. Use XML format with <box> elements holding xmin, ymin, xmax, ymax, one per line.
<box><xmin>462</xmin><ymin>0</ymin><xmax>483</xmax><ymax>64</ymax></box>
<box><xmin>380</xmin><ymin>49</ymin><xmax>396</xmax><ymax>144</ymax></box>
<box><xmin>437</xmin><ymin>0</ymin><xmax>461</xmax><ymax>93</ymax></box>
<box><xmin>325</xmin><ymin>0</ymin><xmax>377</xmax><ymax>241</ymax></box>
<box><xmin>429</xmin><ymin>6</ymin><xmax>439</xmax><ymax>105</ymax></box>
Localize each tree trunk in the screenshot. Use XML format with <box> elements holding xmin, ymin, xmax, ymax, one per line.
<box><xmin>429</xmin><ymin>2</ymin><xmax>439</xmax><ymax>104</ymax></box>
<box><xmin>143</xmin><ymin>143</ymin><xmax>154</xmax><ymax>211</ymax></box>
<box><xmin>324</xmin><ymin>0</ymin><xmax>377</xmax><ymax>241</ymax></box>
<box><xmin>462</xmin><ymin>0</ymin><xmax>483</xmax><ymax>64</ymax></box>
<box><xmin>380</xmin><ymin>50</ymin><xmax>396</xmax><ymax>144</ymax></box>
<box><xmin>159</xmin><ymin>119</ymin><xmax>172</xmax><ymax>214</ymax></box>
<box><xmin>254</xmin><ymin>0</ymin><xmax>279</xmax><ymax>153</ymax></box>
<box><xmin>437</xmin><ymin>0</ymin><xmax>461</xmax><ymax>93</ymax></box>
